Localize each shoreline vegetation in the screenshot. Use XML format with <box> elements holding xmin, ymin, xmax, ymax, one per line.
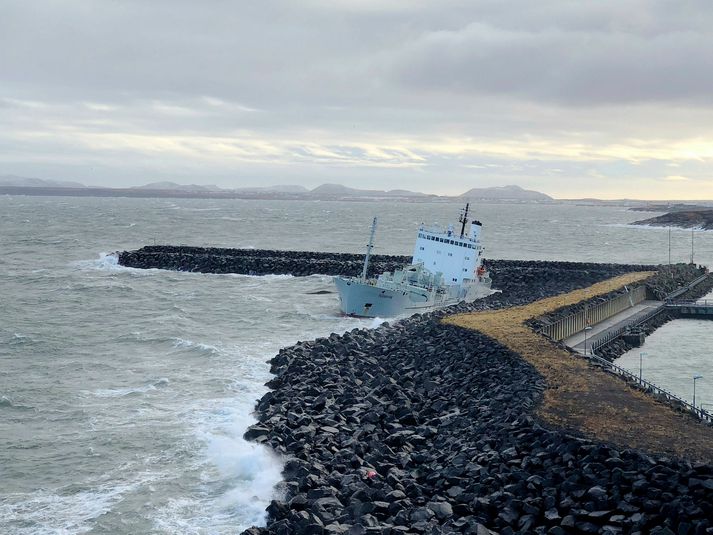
<box><xmin>446</xmin><ymin>272</ymin><xmax>713</xmax><ymax>461</ymax></box>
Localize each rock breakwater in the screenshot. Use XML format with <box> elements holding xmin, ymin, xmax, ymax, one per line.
<box><xmin>245</xmin><ymin>313</ymin><xmax>713</xmax><ymax>534</ymax></box>
<box><xmin>118</xmin><ymin>246</ymin><xmax>651</xmax><ymax>302</ymax></box>
<box><xmin>241</xmin><ymin>266</ymin><xmax>713</xmax><ymax>534</ymax></box>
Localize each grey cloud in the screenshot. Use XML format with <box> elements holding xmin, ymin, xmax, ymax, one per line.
<box><xmin>2</xmin><ymin>0</ymin><xmax>713</xmax><ymax>197</ymax></box>
<box><xmin>389</xmin><ymin>21</ymin><xmax>713</xmax><ymax>105</ymax></box>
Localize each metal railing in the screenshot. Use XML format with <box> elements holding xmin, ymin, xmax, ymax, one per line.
<box><xmin>589</xmin><ymin>305</ymin><xmax>665</xmax><ymax>351</ymax></box>
<box><xmin>541</xmin><ymin>285</ymin><xmax>648</xmax><ymax>342</ymax></box>
<box><xmin>666</xmin><ymin>299</ymin><xmax>713</xmax><ymax>307</ymax></box>
<box><xmin>586</xmin><ymin>351</ymin><xmax>713</xmax><ymax>424</ymax></box>
<box><xmin>664</xmin><ymin>273</ymin><xmax>710</xmax><ymax>300</ymax></box>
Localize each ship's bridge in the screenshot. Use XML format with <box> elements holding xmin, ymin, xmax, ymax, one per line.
<box><xmin>411</xmin><ymin>222</ymin><xmax>483</xmax><ymax>286</ymax></box>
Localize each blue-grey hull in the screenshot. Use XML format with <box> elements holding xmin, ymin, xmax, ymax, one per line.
<box><xmin>334</xmin><ymin>276</ymin><xmax>491</xmax><ymax>318</ymax></box>
<box><xmin>334</xmin><ymin>277</ymin><xmax>414</xmax><ymax>317</ymax></box>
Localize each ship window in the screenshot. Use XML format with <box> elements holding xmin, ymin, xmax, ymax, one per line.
<box><xmin>465</xmin><ymin>256</ymin><xmax>470</xmax><ymax>260</ymax></box>
<box><xmin>448</xmin><ymin>252</ymin><xmax>452</xmax><ymax>256</ymax></box>
<box><xmin>449</xmin><ymin>240</ymin><xmax>454</xmax><ymax>244</ymax></box>
<box><xmin>463</xmin><ymin>268</ymin><xmax>468</xmax><ymax>272</ymax></box>
<box><xmin>419</xmin><ymin>246</ymin><xmax>424</xmax><ymax>250</ymax></box>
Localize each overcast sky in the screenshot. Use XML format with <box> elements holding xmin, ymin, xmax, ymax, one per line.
<box><xmin>3</xmin><ymin>0</ymin><xmax>713</xmax><ymax>199</ymax></box>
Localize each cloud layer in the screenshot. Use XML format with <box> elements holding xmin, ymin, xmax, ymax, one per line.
<box><xmin>2</xmin><ymin>0</ymin><xmax>713</xmax><ymax>198</ymax></box>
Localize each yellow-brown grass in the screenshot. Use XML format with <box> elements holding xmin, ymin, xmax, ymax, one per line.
<box><xmin>445</xmin><ymin>272</ymin><xmax>713</xmax><ymax>461</ymax></box>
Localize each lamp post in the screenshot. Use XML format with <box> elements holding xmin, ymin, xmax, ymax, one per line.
<box><xmin>668</xmin><ymin>226</ymin><xmax>671</xmax><ymax>267</ymax></box>
<box><xmin>639</xmin><ymin>352</ymin><xmax>647</xmax><ymax>383</ymax></box>
<box><xmin>693</xmin><ymin>375</ymin><xmax>703</xmax><ymax>408</ymax></box>
<box><xmin>583</xmin><ymin>326</ymin><xmax>593</xmax><ymax>356</ymax></box>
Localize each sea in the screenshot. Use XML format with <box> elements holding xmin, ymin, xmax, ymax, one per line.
<box><xmin>1</xmin><ymin>196</ymin><xmax>712</xmax><ymax>534</ymax></box>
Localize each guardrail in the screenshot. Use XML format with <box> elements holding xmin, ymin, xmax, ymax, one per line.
<box><xmin>587</xmin><ymin>351</ymin><xmax>713</xmax><ymax>424</ymax></box>
<box><xmin>589</xmin><ymin>305</ymin><xmax>665</xmax><ymax>352</ymax></box>
<box><xmin>665</xmin><ymin>273</ymin><xmax>710</xmax><ymax>300</ymax></box>
<box><xmin>541</xmin><ymin>285</ymin><xmax>647</xmax><ymax>341</ymax></box>
<box><xmin>666</xmin><ymin>299</ymin><xmax>713</xmax><ymax>307</ymax></box>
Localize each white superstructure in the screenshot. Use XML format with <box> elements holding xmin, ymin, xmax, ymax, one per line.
<box><xmin>411</xmin><ymin>220</ymin><xmax>484</xmax><ymax>285</ymax></box>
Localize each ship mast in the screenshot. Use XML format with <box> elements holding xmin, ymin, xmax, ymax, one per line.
<box><xmin>361</xmin><ymin>217</ymin><xmax>378</xmax><ymax>281</ymax></box>
<box><xmin>459</xmin><ymin>203</ymin><xmax>470</xmax><ymax>238</ymax></box>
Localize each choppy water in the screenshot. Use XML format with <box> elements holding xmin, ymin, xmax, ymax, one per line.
<box><xmin>1</xmin><ymin>196</ymin><xmax>713</xmax><ymax>534</ymax></box>
<box><xmin>615</xmin><ymin>291</ymin><xmax>713</xmax><ymax>411</ymax></box>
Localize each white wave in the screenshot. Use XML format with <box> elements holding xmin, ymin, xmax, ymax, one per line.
<box><xmin>171</xmin><ymin>337</ymin><xmax>221</xmax><ymax>356</ymax></box>
<box><xmin>91</xmin><ymin>378</ymin><xmax>170</xmax><ymax>398</ymax></box>
<box><xmin>227</xmin><ymin>273</ymin><xmax>294</xmax><ymax>280</ymax></box>
<box><xmin>71</xmin><ymin>252</ymin><xmax>124</xmax><ymax>272</ymax></box>
<box><xmin>0</xmin><ymin>476</ymin><xmax>155</xmax><ymax>535</ymax></box>
<box><xmin>154</xmin><ymin>405</ymin><xmax>283</xmax><ymax>533</ymax></box>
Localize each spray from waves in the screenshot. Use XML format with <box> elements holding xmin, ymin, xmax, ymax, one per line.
<box><xmin>153</xmin><ymin>405</ymin><xmax>283</xmax><ymax>533</ymax></box>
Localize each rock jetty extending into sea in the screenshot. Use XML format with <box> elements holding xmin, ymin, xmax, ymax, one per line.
<box><xmin>118</xmin><ymin>246</ymin><xmax>652</xmax><ymax>301</ymax></box>
<box><xmin>241</xmin><ymin>274</ymin><xmax>713</xmax><ymax>535</ymax></box>
<box><xmin>118</xmin><ymin>246</ymin><xmax>713</xmax><ymax>533</ymax></box>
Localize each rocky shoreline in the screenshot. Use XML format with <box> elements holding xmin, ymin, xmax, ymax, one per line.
<box><xmin>632</xmin><ymin>210</ymin><xmax>713</xmax><ymax>230</ymax></box>
<box><xmin>234</xmin><ymin>259</ymin><xmax>713</xmax><ymax>534</ymax></box>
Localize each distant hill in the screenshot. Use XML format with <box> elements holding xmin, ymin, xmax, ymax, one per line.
<box><xmin>0</xmin><ymin>175</ymin><xmax>86</xmax><ymax>188</ymax></box>
<box><xmin>459</xmin><ymin>185</ymin><xmax>552</xmax><ymax>201</ymax></box>
<box><xmin>236</xmin><ymin>185</ymin><xmax>309</xmax><ymax>193</ymax></box>
<box><xmin>309</xmin><ymin>183</ymin><xmax>427</xmax><ymax>198</ymax></box>
<box><xmin>132</xmin><ymin>181</ymin><xmax>224</xmax><ymax>192</ymax></box>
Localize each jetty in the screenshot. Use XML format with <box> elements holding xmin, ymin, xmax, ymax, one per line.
<box><xmin>244</xmin><ymin>265</ymin><xmax>713</xmax><ymax>534</ymax></box>
<box><xmin>533</xmin><ymin>272</ymin><xmax>713</xmax><ymax>356</ymax></box>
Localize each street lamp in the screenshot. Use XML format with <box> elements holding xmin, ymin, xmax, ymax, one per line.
<box><xmin>639</xmin><ymin>352</ymin><xmax>647</xmax><ymax>383</ymax></box>
<box><xmin>693</xmin><ymin>375</ymin><xmax>703</xmax><ymax>408</ymax></box>
<box><xmin>583</xmin><ymin>326</ymin><xmax>593</xmax><ymax>356</ymax></box>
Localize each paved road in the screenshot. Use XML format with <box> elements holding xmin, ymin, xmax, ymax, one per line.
<box><xmin>564</xmin><ymin>300</ymin><xmax>663</xmax><ymax>354</ymax></box>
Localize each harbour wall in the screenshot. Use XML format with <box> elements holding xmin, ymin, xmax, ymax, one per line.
<box><xmin>118</xmin><ymin>245</ymin><xmax>655</xmax><ymax>303</ymax></box>
<box><xmin>235</xmin><ymin>260</ymin><xmax>713</xmax><ymax>534</ymax></box>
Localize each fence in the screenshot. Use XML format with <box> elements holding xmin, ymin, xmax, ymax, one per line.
<box><xmin>541</xmin><ymin>285</ymin><xmax>648</xmax><ymax>342</ymax></box>
<box><xmin>587</xmin><ymin>351</ymin><xmax>713</xmax><ymax>425</ymax></box>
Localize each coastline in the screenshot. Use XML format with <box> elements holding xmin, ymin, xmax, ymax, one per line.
<box><xmin>240</xmin><ymin>261</ymin><xmax>713</xmax><ymax>534</ymax></box>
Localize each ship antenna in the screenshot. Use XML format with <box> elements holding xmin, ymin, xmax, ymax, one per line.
<box><xmin>459</xmin><ymin>203</ymin><xmax>470</xmax><ymax>238</ymax></box>
<box><xmin>361</xmin><ymin>217</ymin><xmax>378</xmax><ymax>281</ymax></box>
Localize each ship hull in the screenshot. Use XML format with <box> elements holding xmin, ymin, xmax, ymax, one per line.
<box><xmin>334</xmin><ymin>276</ymin><xmax>491</xmax><ymax>318</ymax></box>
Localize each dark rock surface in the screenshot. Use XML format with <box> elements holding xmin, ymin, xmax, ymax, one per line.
<box><xmin>118</xmin><ymin>246</ymin><xmax>651</xmax><ymax>302</ymax></box>
<box><xmin>233</xmin><ymin>259</ymin><xmax>713</xmax><ymax>534</ymax></box>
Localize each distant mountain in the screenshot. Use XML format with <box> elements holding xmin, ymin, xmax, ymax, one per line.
<box><xmin>0</xmin><ymin>175</ymin><xmax>86</xmax><ymax>188</ymax></box>
<box><xmin>235</xmin><ymin>185</ymin><xmax>309</xmax><ymax>193</ymax></box>
<box><xmin>132</xmin><ymin>181</ymin><xmax>224</xmax><ymax>192</ymax></box>
<box><xmin>309</xmin><ymin>183</ymin><xmax>427</xmax><ymax>198</ymax></box>
<box><xmin>459</xmin><ymin>185</ymin><xmax>552</xmax><ymax>201</ymax></box>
